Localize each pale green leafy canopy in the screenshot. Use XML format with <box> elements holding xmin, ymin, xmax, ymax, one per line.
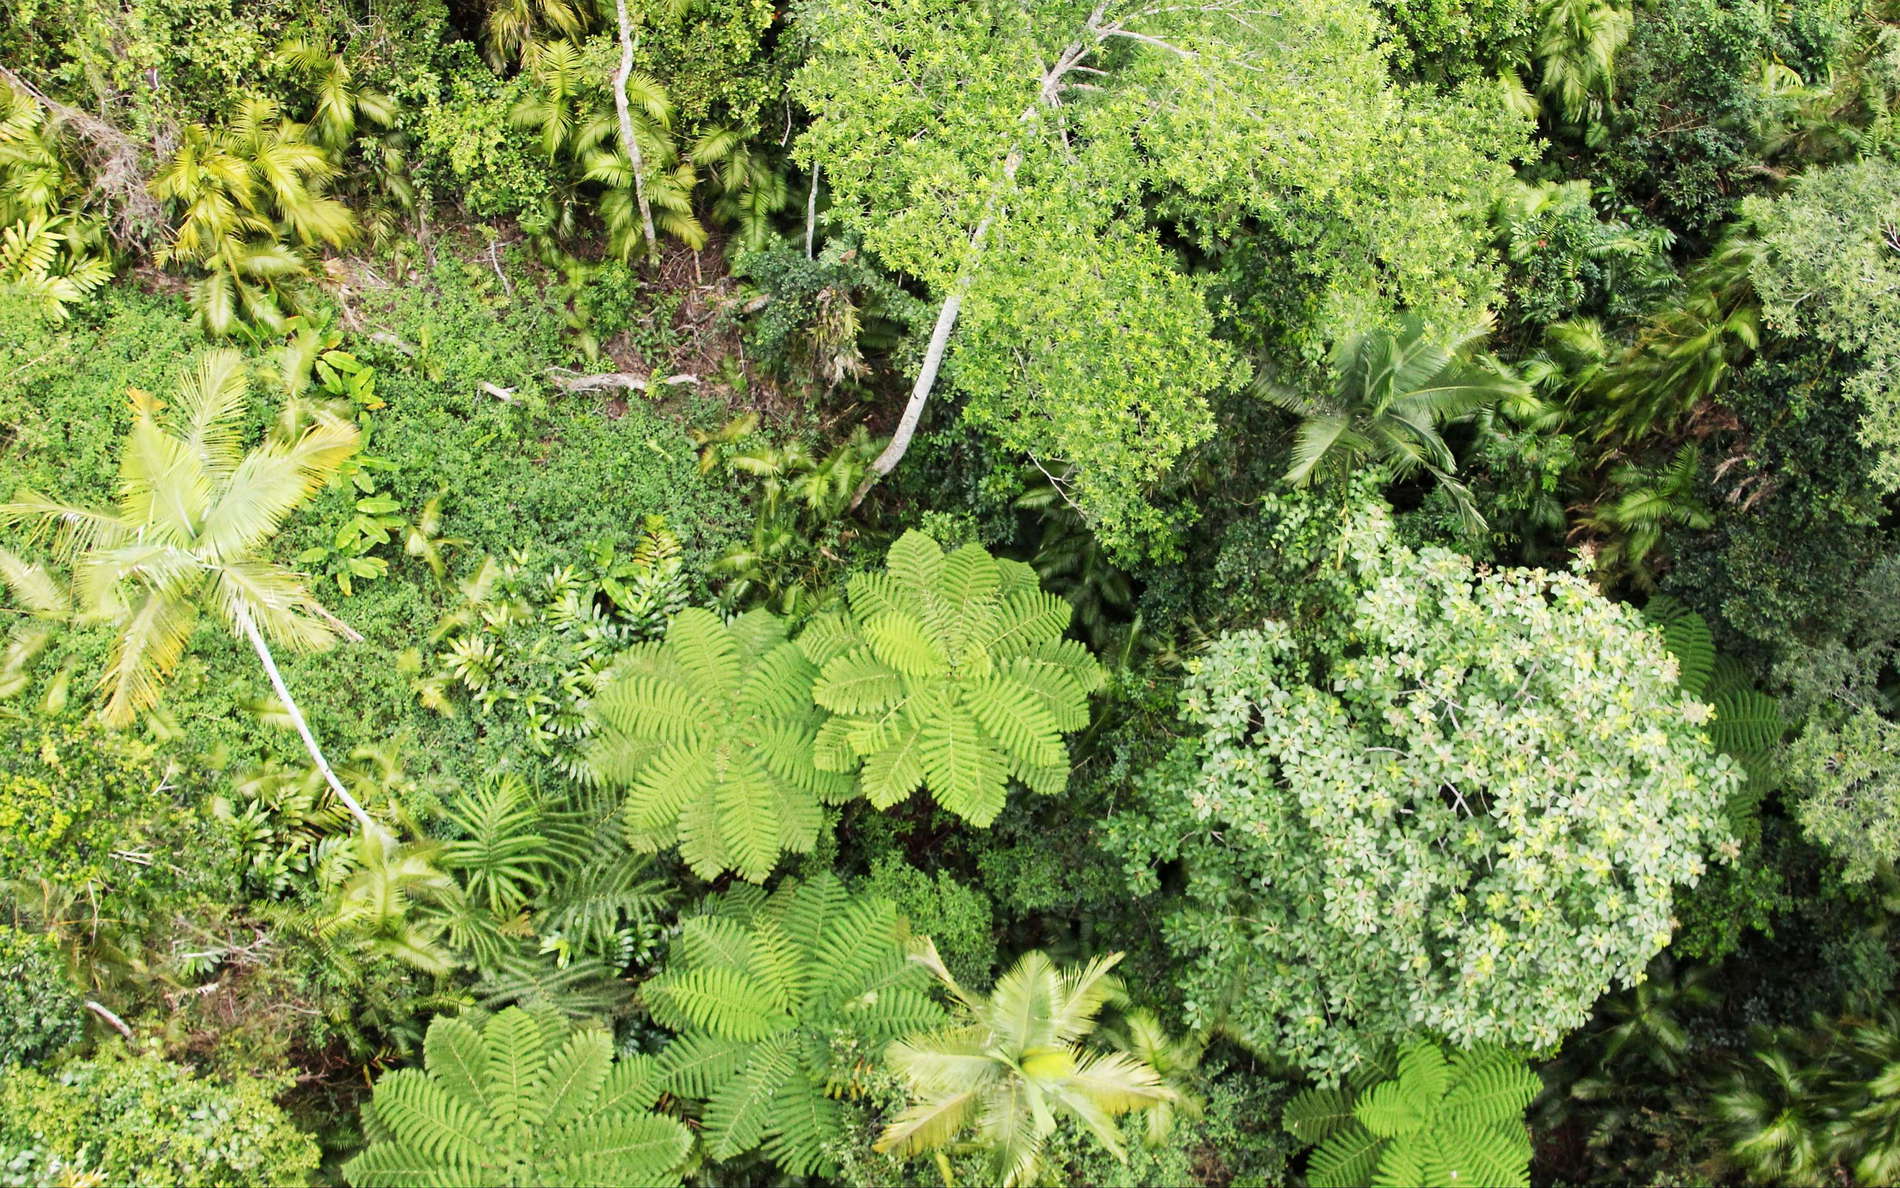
<box><xmin>642</xmin><ymin>872</ymin><xmax>946</xmax><ymax>1178</ymax></box>
<box><xmin>342</xmin><ymin>1005</ymin><xmax>693</xmax><ymax>1188</ymax></box>
<box><xmin>1746</xmin><ymin>160</ymin><xmax>1900</xmax><ymax>492</ymax></box>
<box><xmin>1111</xmin><ymin>522</ymin><xmax>1739</xmax><ymax>1080</ymax></box>
<box><xmin>876</xmin><ymin>942</ymin><xmax>1176</xmax><ymax>1188</ymax></box>
<box><xmin>1284</xmin><ymin>1040</ymin><xmax>1541</xmax><ymax>1188</ymax></box>
<box><xmin>791</xmin><ymin>0</ymin><xmax>1522</xmax><ymax>553</ymax></box>
<box><xmin>798</xmin><ymin>530</ymin><xmax>1103</xmax><ymax>826</ymax></box>
<box><xmin>585</xmin><ymin>606</ymin><xmax>852</xmax><ymax>882</ymax></box>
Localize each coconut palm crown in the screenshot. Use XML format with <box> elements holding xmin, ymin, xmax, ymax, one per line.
<box><xmin>0</xmin><ymin>348</ymin><xmax>374</xmax><ymax>827</ymax></box>
<box><xmin>875</xmin><ymin>940</ymin><xmax>1175</xmax><ymax>1187</ymax></box>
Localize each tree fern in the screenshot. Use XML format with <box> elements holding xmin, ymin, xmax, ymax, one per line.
<box><xmin>586</xmin><ymin>607</ymin><xmax>850</xmax><ymax>882</ymax></box>
<box><xmin>343</xmin><ymin>1006</ymin><xmax>691</xmax><ymax>1187</ymax></box>
<box><xmin>798</xmin><ymin>531</ymin><xmax>1102</xmax><ymax>826</ymax></box>
<box><xmin>1644</xmin><ymin>596</ymin><xmax>1785</xmax><ymax>793</ymax></box>
<box><xmin>1284</xmin><ymin>1039</ymin><xmax>1540</xmax><ymax>1188</ymax></box>
<box><xmin>642</xmin><ymin>872</ymin><xmax>945</xmax><ymax>1177</ymax></box>
<box><xmin>1643</xmin><ymin>594</ymin><xmax>1714</xmax><ymax>698</ymax></box>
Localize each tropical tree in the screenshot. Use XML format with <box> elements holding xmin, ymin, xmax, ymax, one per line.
<box><xmin>150</xmin><ymin>98</ymin><xmax>357</xmax><ymax>335</ymax></box>
<box><xmin>0</xmin><ymin>349</ymin><xmax>378</xmax><ymax>832</ymax></box>
<box><xmin>796</xmin><ymin>0</ymin><xmax>1519</xmax><ymax>552</ymax></box>
<box><xmin>876</xmin><ymin>942</ymin><xmax>1175</xmax><ymax>1187</ymax></box>
<box><xmin>1533</xmin><ymin>0</ymin><xmax>1632</xmax><ymax>128</ymax></box>
<box><xmin>1109</xmin><ymin>524</ymin><xmax>1739</xmax><ymax>1081</ymax></box>
<box><xmin>1284</xmin><ymin>1039</ymin><xmax>1541</xmax><ymax>1188</ymax></box>
<box><xmin>1574</xmin><ymin>442</ymin><xmax>1712</xmax><ymax>586</ymax></box>
<box><xmin>1714</xmin><ymin>1010</ymin><xmax>1900</xmax><ymax>1187</ymax></box>
<box><xmin>1259</xmin><ymin>315</ymin><xmax>1527</xmax><ymax>531</ymax></box>
<box><xmin>482</xmin><ymin>0</ymin><xmax>589</xmax><ymax>71</ymax></box>
<box><xmin>585</xmin><ymin>606</ymin><xmax>851</xmax><ymax>882</ymax></box>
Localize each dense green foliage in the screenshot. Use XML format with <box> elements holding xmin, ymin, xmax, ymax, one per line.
<box><xmin>643</xmin><ymin>873</ymin><xmax>943</xmax><ymax>1177</ymax></box>
<box><xmin>1114</xmin><ymin>524</ymin><xmax>1738</xmax><ymax>1079</ymax></box>
<box><xmin>1284</xmin><ymin>1039</ymin><xmax>1540</xmax><ymax>1188</ymax></box>
<box><xmin>0</xmin><ymin>1047</ymin><xmax>320</xmax><ymax>1186</ymax></box>
<box><xmin>6</xmin><ymin>0</ymin><xmax>1900</xmax><ymax>1184</ymax></box>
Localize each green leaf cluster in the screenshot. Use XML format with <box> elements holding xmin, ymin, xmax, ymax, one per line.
<box><xmin>0</xmin><ymin>1047</ymin><xmax>319</xmax><ymax>1187</ymax></box>
<box><xmin>1112</xmin><ymin>522</ymin><xmax>1739</xmax><ymax>1080</ymax></box>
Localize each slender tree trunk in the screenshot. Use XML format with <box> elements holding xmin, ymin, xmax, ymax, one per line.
<box><xmin>239</xmin><ymin>609</ymin><xmax>380</xmax><ymax>837</ymax></box>
<box><xmin>805</xmin><ymin>163</ymin><xmax>820</xmax><ymax>259</ymax></box>
<box><xmin>613</xmin><ymin>0</ymin><xmax>661</xmax><ymax>268</ymax></box>
<box><xmin>847</xmin><ymin>11</ymin><xmax>1110</xmax><ymax>509</ymax></box>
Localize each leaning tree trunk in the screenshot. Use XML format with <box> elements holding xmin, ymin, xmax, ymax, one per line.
<box><xmin>613</xmin><ymin>0</ymin><xmax>661</xmax><ymax>268</ymax></box>
<box><xmin>847</xmin><ymin>10</ymin><xmax>1111</xmax><ymax>510</ymax></box>
<box><xmin>238</xmin><ymin>608</ymin><xmax>380</xmax><ymax>838</ymax></box>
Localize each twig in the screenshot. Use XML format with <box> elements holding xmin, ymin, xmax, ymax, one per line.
<box><xmin>488</xmin><ymin>238</ymin><xmax>512</xmax><ymax>296</ymax></box>
<box><xmin>479</xmin><ymin>381</ymin><xmax>518</xmax><ymax>403</ymax></box>
<box><xmin>85</xmin><ymin>1000</ymin><xmax>134</xmax><ymax>1040</ymax></box>
<box><xmin>545</xmin><ymin>368</ymin><xmax>700</xmax><ymax>392</ymax></box>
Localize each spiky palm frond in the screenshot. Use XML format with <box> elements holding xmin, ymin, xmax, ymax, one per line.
<box><xmin>1534</xmin><ymin>0</ymin><xmax>1632</xmax><ymax>126</ymax></box>
<box><xmin>878</xmin><ymin>942</ymin><xmax>1174</xmax><ymax>1187</ymax></box>
<box><xmin>1260</xmin><ymin>316</ymin><xmax>1525</xmax><ymax>532</ymax></box>
<box><xmin>0</xmin><ymin>349</ymin><xmax>358</xmax><ymax>725</ymax></box>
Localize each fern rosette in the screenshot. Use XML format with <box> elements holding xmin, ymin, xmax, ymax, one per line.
<box><xmin>586</xmin><ymin>606</ymin><xmax>850</xmax><ymax>882</ymax></box>
<box><xmin>643</xmin><ymin>873</ymin><xmax>945</xmax><ymax>1177</ymax></box>
<box><xmin>343</xmin><ymin>1006</ymin><xmax>693</xmax><ymax>1187</ymax></box>
<box><xmin>797</xmin><ymin>531</ymin><xmax>1102</xmax><ymax>825</ymax></box>
<box><xmin>1284</xmin><ymin>1040</ymin><xmax>1540</xmax><ymax>1188</ymax></box>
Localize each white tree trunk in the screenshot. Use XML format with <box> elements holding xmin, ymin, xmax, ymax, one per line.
<box><xmin>239</xmin><ymin>609</ymin><xmax>379</xmax><ymax>837</ymax></box>
<box><xmin>847</xmin><ymin>10</ymin><xmax>1111</xmax><ymax>508</ymax></box>
<box><xmin>614</xmin><ymin>0</ymin><xmax>661</xmax><ymax>267</ymax></box>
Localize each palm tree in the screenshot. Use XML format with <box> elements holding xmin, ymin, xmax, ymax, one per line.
<box><xmin>1574</xmin><ymin>442</ymin><xmax>1711</xmax><ymax>587</ymax></box>
<box><xmin>151</xmin><ymin>98</ymin><xmax>357</xmax><ymax>335</ymax></box>
<box><xmin>876</xmin><ymin>940</ymin><xmax>1175</xmax><ymax>1187</ymax></box>
<box><xmin>1259</xmin><ymin>314</ymin><xmax>1526</xmax><ymax>531</ymax></box>
<box><xmin>0</xmin><ymin>349</ymin><xmax>379</xmax><ymax>833</ymax></box>
<box><xmin>1534</xmin><ymin>0</ymin><xmax>1632</xmax><ymax>128</ymax></box>
<box><xmin>481</xmin><ymin>0</ymin><xmax>589</xmax><ymax>71</ymax></box>
<box><xmin>1099</xmin><ymin>1007</ymin><xmax>1206</xmax><ymax>1147</ymax></box>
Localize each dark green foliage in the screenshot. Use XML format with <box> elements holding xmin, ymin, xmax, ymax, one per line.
<box><xmin>0</xmin><ymin>924</ymin><xmax>83</xmax><ymax>1068</ymax></box>
<box><xmin>732</xmin><ymin>239</ymin><xmax>925</xmax><ymax>393</ymax></box>
<box><xmin>344</xmin><ymin>1006</ymin><xmax>693</xmax><ymax>1187</ymax></box>
<box><xmin>858</xmin><ymin>855</ymin><xmax>997</xmax><ymax>986</ymax></box>
<box><xmin>1715</xmin><ymin>1009</ymin><xmax>1900</xmax><ymax>1187</ymax></box>
<box><xmin>643</xmin><ymin>872</ymin><xmax>946</xmax><ymax>1177</ymax></box>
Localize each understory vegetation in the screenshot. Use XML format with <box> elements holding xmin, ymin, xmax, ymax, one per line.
<box><xmin>6</xmin><ymin>1</ymin><xmax>1900</xmax><ymax>1185</ymax></box>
